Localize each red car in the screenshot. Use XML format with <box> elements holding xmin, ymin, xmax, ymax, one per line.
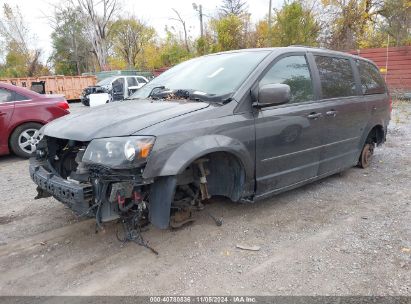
<box><xmin>0</xmin><ymin>82</ymin><xmax>70</xmax><ymax>158</ymax></box>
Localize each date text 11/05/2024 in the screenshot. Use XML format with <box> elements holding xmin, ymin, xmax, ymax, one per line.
<box><xmin>149</xmin><ymin>296</ymin><xmax>257</xmax><ymax>303</ymax></box>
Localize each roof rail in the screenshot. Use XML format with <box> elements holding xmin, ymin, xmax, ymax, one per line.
<box><xmin>287</xmin><ymin>45</ymin><xmax>324</xmax><ymax>49</ymax></box>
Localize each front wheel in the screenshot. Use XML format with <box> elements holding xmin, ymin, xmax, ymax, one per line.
<box><xmin>9</xmin><ymin>122</ymin><xmax>43</xmax><ymax>158</ymax></box>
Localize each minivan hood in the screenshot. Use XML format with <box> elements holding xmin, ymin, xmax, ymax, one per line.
<box><xmin>44</xmin><ymin>100</ymin><xmax>209</xmax><ymax>141</ymax></box>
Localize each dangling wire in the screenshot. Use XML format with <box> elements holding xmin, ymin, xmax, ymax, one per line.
<box><xmin>116</xmin><ymin>213</ymin><xmax>159</xmax><ymax>255</ymax></box>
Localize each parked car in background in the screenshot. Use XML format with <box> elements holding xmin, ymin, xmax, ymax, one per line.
<box><xmin>81</xmin><ymin>75</ymin><xmax>149</xmax><ymax>107</ymax></box>
<box><xmin>0</xmin><ymin>82</ymin><xmax>69</xmax><ymax>158</ymax></box>
<box><xmin>30</xmin><ymin>47</ymin><xmax>390</xmax><ymax>233</ymax></box>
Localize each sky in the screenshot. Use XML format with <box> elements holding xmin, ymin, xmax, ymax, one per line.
<box><xmin>0</xmin><ymin>0</ymin><xmax>283</xmax><ymax>62</ymax></box>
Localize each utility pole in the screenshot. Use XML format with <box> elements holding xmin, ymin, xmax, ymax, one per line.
<box><xmin>193</xmin><ymin>3</ymin><xmax>203</xmax><ymax>38</ymax></box>
<box><xmin>199</xmin><ymin>4</ymin><xmax>203</xmax><ymax>38</ymax></box>
<box><xmin>268</xmin><ymin>0</ymin><xmax>272</xmax><ymax>46</ymax></box>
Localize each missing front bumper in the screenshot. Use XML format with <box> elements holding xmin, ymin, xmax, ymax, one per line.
<box><xmin>29</xmin><ymin>159</ymin><xmax>93</xmax><ymax>215</ymax></box>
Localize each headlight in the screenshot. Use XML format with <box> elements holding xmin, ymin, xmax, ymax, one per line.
<box><xmin>82</xmin><ymin>136</ymin><xmax>155</xmax><ymax>168</ymax></box>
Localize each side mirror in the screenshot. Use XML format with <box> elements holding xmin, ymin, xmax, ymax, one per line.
<box><xmin>255</xmin><ymin>83</ymin><xmax>291</xmax><ymax>108</ymax></box>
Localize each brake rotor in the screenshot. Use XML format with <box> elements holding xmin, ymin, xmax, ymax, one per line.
<box><xmin>360</xmin><ymin>143</ymin><xmax>374</xmax><ymax>168</ymax></box>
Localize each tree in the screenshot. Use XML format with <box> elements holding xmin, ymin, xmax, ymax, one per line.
<box><xmin>271</xmin><ymin>1</ymin><xmax>320</xmax><ymax>47</ymax></box>
<box><xmin>109</xmin><ymin>18</ymin><xmax>155</xmax><ymax>68</ymax></box>
<box><xmin>170</xmin><ymin>9</ymin><xmax>190</xmax><ymax>52</ymax></box>
<box><xmin>134</xmin><ymin>43</ymin><xmax>163</xmax><ymax>70</ymax></box>
<box><xmin>252</xmin><ymin>20</ymin><xmax>270</xmax><ymax>48</ymax></box>
<box><xmin>0</xmin><ymin>4</ymin><xmax>48</xmax><ymax>77</ymax></box>
<box><xmin>195</xmin><ymin>26</ymin><xmax>216</xmax><ymax>55</ymax></box>
<box><xmin>219</xmin><ymin>0</ymin><xmax>248</xmax><ymax>17</ymax></box>
<box><xmin>77</xmin><ymin>0</ymin><xmax>120</xmax><ymax>70</ymax></box>
<box><xmin>211</xmin><ymin>14</ymin><xmax>244</xmax><ymax>51</ymax></box>
<box><xmin>159</xmin><ymin>27</ymin><xmax>192</xmax><ymax>66</ymax></box>
<box><xmin>49</xmin><ymin>6</ymin><xmax>94</xmax><ymax>75</ymax></box>
<box><xmin>379</xmin><ymin>0</ymin><xmax>411</xmax><ymax>46</ymax></box>
<box><xmin>321</xmin><ymin>0</ymin><xmax>381</xmax><ymax>50</ymax></box>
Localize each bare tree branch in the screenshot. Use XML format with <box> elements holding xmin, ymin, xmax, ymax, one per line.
<box><xmin>76</xmin><ymin>0</ymin><xmax>119</xmax><ymax>70</ymax></box>
<box><xmin>171</xmin><ymin>8</ymin><xmax>190</xmax><ymax>52</ymax></box>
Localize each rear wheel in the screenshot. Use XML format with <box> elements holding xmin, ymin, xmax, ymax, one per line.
<box><xmin>10</xmin><ymin>122</ymin><xmax>43</xmax><ymax>158</ymax></box>
<box><xmin>358</xmin><ymin>142</ymin><xmax>375</xmax><ymax>169</ymax></box>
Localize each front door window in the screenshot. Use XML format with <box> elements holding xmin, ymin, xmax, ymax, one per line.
<box><xmin>260</xmin><ymin>55</ymin><xmax>314</xmax><ymax>104</ymax></box>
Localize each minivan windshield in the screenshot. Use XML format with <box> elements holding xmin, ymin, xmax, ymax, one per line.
<box><xmin>130</xmin><ymin>51</ymin><xmax>270</xmax><ymax>100</ymax></box>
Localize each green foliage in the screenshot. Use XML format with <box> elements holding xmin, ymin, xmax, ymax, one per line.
<box><xmin>271</xmin><ymin>1</ymin><xmax>320</xmax><ymax>47</ymax></box>
<box><xmin>0</xmin><ymin>4</ymin><xmax>49</xmax><ymax>77</ymax></box>
<box><xmin>211</xmin><ymin>14</ymin><xmax>244</xmax><ymax>51</ymax></box>
<box><xmin>109</xmin><ymin>18</ymin><xmax>155</xmax><ymax>68</ymax></box>
<box><xmin>159</xmin><ymin>29</ymin><xmax>192</xmax><ymax>66</ymax></box>
<box><xmin>195</xmin><ymin>36</ymin><xmax>217</xmax><ymax>55</ymax></box>
<box><xmin>253</xmin><ymin>20</ymin><xmax>270</xmax><ymax>48</ymax></box>
<box><xmin>134</xmin><ymin>44</ymin><xmax>163</xmax><ymax>70</ymax></box>
<box><xmin>379</xmin><ymin>0</ymin><xmax>411</xmax><ymax>46</ymax></box>
<box><xmin>50</xmin><ymin>6</ymin><xmax>94</xmax><ymax>75</ymax></box>
<box><xmin>0</xmin><ymin>46</ymin><xmax>27</xmax><ymax>77</ymax></box>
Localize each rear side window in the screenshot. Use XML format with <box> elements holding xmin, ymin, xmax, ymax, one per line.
<box><xmin>127</xmin><ymin>77</ymin><xmax>138</xmax><ymax>87</ymax></box>
<box><xmin>315</xmin><ymin>56</ymin><xmax>356</xmax><ymax>98</ymax></box>
<box><xmin>13</xmin><ymin>92</ymin><xmax>29</xmax><ymax>101</ymax></box>
<box><xmin>0</xmin><ymin>89</ymin><xmax>12</xmax><ymax>102</ymax></box>
<box><xmin>259</xmin><ymin>55</ymin><xmax>314</xmax><ymax>103</ymax></box>
<box><xmin>137</xmin><ymin>77</ymin><xmax>147</xmax><ymax>84</ymax></box>
<box><xmin>356</xmin><ymin>60</ymin><xmax>386</xmax><ymax>94</ymax></box>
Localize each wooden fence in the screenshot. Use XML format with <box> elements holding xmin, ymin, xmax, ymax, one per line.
<box><xmin>348</xmin><ymin>46</ymin><xmax>411</xmax><ymax>92</ymax></box>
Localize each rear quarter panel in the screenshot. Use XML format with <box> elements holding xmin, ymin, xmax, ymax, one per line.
<box><xmin>6</xmin><ymin>98</ymin><xmax>69</xmax><ymax>150</ymax></box>
<box><xmin>11</xmin><ymin>98</ymin><xmax>67</xmax><ymax>126</ymax></box>
<box><xmin>359</xmin><ymin>92</ymin><xmax>391</xmax><ymax>149</ymax></box>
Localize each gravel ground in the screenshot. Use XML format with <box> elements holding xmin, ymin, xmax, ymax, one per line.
<box><xmin>0</xmin><ymin>102</ymin><xmax>410</xmax><ymax>296</ymax></box>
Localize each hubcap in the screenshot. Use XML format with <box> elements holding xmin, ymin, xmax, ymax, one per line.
<box><xmin>18</xmin><ymin>128</ymin><xmax>40</xmax><ymax>154</ymax></box>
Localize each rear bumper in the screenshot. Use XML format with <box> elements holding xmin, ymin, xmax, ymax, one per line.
<box><xmin>29</xmin><ymin>158</ymin><xmax>93</xmax><ymax>214</ymax></box>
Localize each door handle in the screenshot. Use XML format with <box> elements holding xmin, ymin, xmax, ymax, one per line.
<box><xmin>326</xmin><ymin>110</ymin><xmax>338</xmax><ymax>117</ymax></box>
<box><xmin>307</xmin><ymin>112</ymin><xmax>323</xmax><ymax>120</ymax></box>
<box><xmin>0</xmin><ymin>112</ymin><xmax>6</xmax><ymax>116</ymax></box>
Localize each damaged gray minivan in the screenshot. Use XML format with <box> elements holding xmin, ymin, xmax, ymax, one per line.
<box><xmin>30</xmin><ymin>47</ymin><xmax>390</xmax><ymax>236</ymax></box>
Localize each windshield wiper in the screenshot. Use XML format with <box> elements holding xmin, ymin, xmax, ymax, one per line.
<box><xmin>148</xmin><ymin>88</ymin><xmax>203</xmax><ymax>101</ymax></box>
<box><xmin>132</xmin><ymin>86</ymin><xmax>232</xmax><ymax>105</ymax></box>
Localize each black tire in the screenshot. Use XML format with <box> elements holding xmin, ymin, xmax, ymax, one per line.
<box><xmin>81</xmin><ymin>97</ymin><xmax>90</xmax><ymax>106</ymax></box>
<box><xmin>9</xmin><ymin>122</ymin><xmax>43</xmax><ymax>158</ymax></box>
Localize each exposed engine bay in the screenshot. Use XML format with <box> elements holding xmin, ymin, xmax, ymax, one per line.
<box><xmin>30</xmin><ymin>136</ymin><xmax>224</xmax><ymax>253</ymax></box>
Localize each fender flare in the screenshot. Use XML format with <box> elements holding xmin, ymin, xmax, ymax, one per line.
<box><xmin>358</xmin><ymin>119</ymin><xmax>387</xmax><ymax>150</ymax></box>
<box><xmin>143</xmin><ymin>134</ymin><xmax>254</xmax><ymax>180</ymax></box>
